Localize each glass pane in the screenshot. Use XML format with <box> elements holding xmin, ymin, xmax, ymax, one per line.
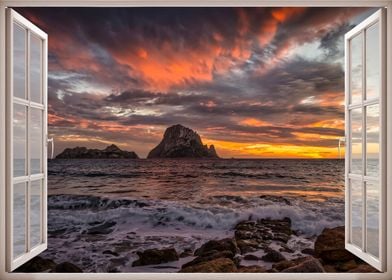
<box><xmin>13</xmin><ymin>23</ymin><xmax>26</xmax><ymax>99</ymax></box>
<box><xmin>350</xmin><ymin>108</ymin><xmax>362</xmax><ymax>174</ymax></box>
<box><xmin>366</xmin><ymin>104</ymin><xmax>380</xmax><ymax>177</ymax></box>
<box><xmin>350</xmin><ymin>33</ymin><xmax>363</xmax><ymax>104</ymax></box>
<box><xmin>13</xmin><ymin>182</ymin><xmax>26</xmax><ymax>258</ymax></box>
<box><xmin>366</xmin><ymin>180</ymin><xmax>379</xmax><ymax>258</ymax></box>
<box><xmin>30</xmin><ymin>180</ymin><xmax>42</xmax><ymax>248</ymax></box>
<box><xmin>30</xmin><ymin>108</ymin><xmax>43</xmax><ymax>174</ymax></box>
<box><xmin>13</xmin><ymin>104</ymin><xmax>26</xmax><ymax>177</ymax></box>
<box><xmin>30</xmin><ymin>35</ymin><xmax>42</xmax><ymax>103</ymax></box>
<box><xmin>366</xmin><ymin>22</ymin><xmax>380</xmax><ymax>100</ymax></box>
<box><xmin>351</xmin><ymin>179</ymin><xmax>363</xmax><ymax>248</ymax></box>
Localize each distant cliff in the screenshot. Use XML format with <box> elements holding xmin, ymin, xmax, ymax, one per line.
<box><xmin>56</xmin><ymin>144</ymin><xmax>139</xmax><ymax>159</ymax></box>
<box><xmin>147</xmin><ymin>124</ymin><xmax>219</xmax><ymax>159</ymax></box>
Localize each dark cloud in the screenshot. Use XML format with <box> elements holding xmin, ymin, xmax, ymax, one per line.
<box><xmin>14</xmin><ymin>7</ymin><xmax>375</xmax><ymax>157</ymax></box>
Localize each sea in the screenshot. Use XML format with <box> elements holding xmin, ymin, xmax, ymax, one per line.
<box><xmin>32</xmin><ymin>158</ymin><xmax>349</xmax><ymax>272</ymax></box>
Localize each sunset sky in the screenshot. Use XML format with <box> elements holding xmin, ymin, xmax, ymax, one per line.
<box><xmin>17</xmin><ymin>7</ymin><xmax>376</xmax><ymax>158</ymax></box>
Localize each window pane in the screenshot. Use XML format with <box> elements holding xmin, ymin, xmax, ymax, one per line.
<box><xmin>366</xmin><ymin>180</ymin><xmax>379</xmax><ymax>258</ymax></box>
<box><xmin>30</xmin><ymin>108</ymin><xmax>43</xmax><ymax>174</ymax></box>
<box><xmin>13</xmin><ymin>182</ymin><xmax>26</xmax><ymax>258</ymax></box>
<box><xmin>30</xmin><ymin>180</ymin><xmax>42</xmax><ymax>248</ymax></box>
<box><xmin>366</xmin><ymin>104</ymin><xmax>379</xmax><ymax>177</ymax></box>
<box><xmin>350</xmin><ymin>108</ymin><xmax>362</xmax><ymax>174</ymax></box>
<box><xmin>13</xmin><ymin>104</ymin><xmax>26</xmax><ymax>177</ymax></box>
<box><xmin>30</xmin><ymin>35</ymin><xmax>42</xmax><ymax>103</ymax></box>
<box><xmin>366</xmin><ymin>22</ymin><xmax>380</xmax><ymax>100</ymax></box>
<box><xmin>351</xmin><ymin>179</ymin><xmax>363</xmax><ymax>248</ymax></box>
<box><xmin>13</xmin><ymin>23</ymin><xmax>26</xmax><ymax>99</ymax></box>
<box><xmin>350</xmin><ymin>33</ymin><xmax>363</xmax><ymax>104</ymax></box>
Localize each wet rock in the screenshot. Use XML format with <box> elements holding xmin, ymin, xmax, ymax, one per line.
<box><xmin>234</xmin><ymin>218</ymin><xmax>292</xmax><ymax>254</ymax></box>
<box><xmin>261</xmin><ymin>250</ymin><xmax>286</xmax><ymax>262</ymax></box>
<box><xmin>314</xmin><ymin>226</ymin><xmax>355</xmax><ymax>262</ymax></box>
<box><xmin>243</xmin><ymin>254</ymin><xmax>261</xmax><ymax>261</ymax></box>
<box><xmin>87</xmin><ymin>221</ymin><xmax>116</xmax><ymax>235</ymax></box>
<box><xmin>103</xmin><ymin>250</ymin><xmax>119</xmax><ymax>256</ymax></box>
<box><xmin>323</xmin><ymin>264</ymin><xmax>337</xmax><ymax>272</ymax></box>
<box><xmin>132</xmin><ymin>248</ymin><xmax>179</xmax><ymax>266</ymax></box>
<box><xmin>54</xmin><ymin>262</ymin><xmax>83</xmax><ymax>272</ymax></box>
<box><xmin>280</xmin><ymin>244</ymin><xmax>294</xmax><ymax>253</ymax></box>
<box><xmin>281</xmin><ymin>257</ymin><xmax>325</xmax><ymax>272</ymax></box>
<box><xmin>194</xmin><ymin>238</ymin><xmax>239</xmax><ymax>256</ymax></box>
<box><xmin>179</xmin><ymin>248</ymin><xmax>193</xmax><ymax>258</ymax></box>
<box><xmin>14</xmin><ymin>256</ymin><xmax>56</xmax><ymax>272</ymax></box>
<box><xmin>301</xmin><ymin>248</ymin><xmax>315</xmax><ymax>255</ymax></box>
<box><xmin>180</xmin><ymin>258</ymin><xmax>237</xmax><ymax>273</ymax></box>
<box><xmin>337</xmin><ymin>259</ymin><xmax>358</xmax><ymax>271</ymax></box>
<box><xmin>237</xmin><ymin>265</ymin><xmax>267</xmax><ymax>272</ymax></box>
<box><xmin>182</xmin><ymin>250</ymin><xmax>234</xmax><ymax>269</ymax></box>
<box><xmin>348</xmin><ymin>264</ymin><xmax>379</xmax><ymax>273</ymax></box>
<box><xmin>272</xmin><ymin>256</ymin><xmax>309</xmax><ymax>271</ymax></box>
<box><xmin>236</xmin><ymin>239</ymin><xmax>261</xmax><ymax>254</ymax></box>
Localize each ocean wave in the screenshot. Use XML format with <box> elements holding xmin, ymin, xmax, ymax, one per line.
<box><xmin>48</xmin><ymin>194</ymin><xmax>344</xmax><ymax>237</ymax></box>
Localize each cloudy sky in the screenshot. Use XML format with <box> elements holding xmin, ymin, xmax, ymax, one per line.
<box><xmin>17</xmin><ymin>7</ymin><xmax>376</xmax><ymax>158</ymax></box>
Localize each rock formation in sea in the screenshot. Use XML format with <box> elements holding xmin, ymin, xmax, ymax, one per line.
<box><xmin>147</xmin><ymin>124</ymin><xmax>219</xmax><ymax>159</ymax></box>
<box><xmin>56</xmin><ymin>144</ymin><xmax>139</xmax><ymax>159</ymax></box>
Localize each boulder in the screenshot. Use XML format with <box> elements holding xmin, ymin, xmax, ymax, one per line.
<box><xmin>179</xmin><ymin>258</ymin><xmax>237</xmax><ymax>273</ymax></box>
<box><xmin>323</xmin><ymin>264</ymin><xmax>337</xmax><ymax>272</ymax></box>
<box><xmin>301</xmin><ymin>248</ymin><xmax>315</xmax><ymax>256</ymax></box>
<box><xmin>281</xmin><ymin>257</ymin><xmax>325</xmax><ymax>272</ymax></box>
<box><xmin>182</xmin><ymin>250</ymin><xmax>234</xmax><ymax>269</ymax></box>
<box><xmin>236</xmin><ymin>239</ymin><xmax>261</xmax><ymax>254</ymax></box>
<box><xmin>103</xmin><ymin>250</ymin><xmax>119</xmax><ymax>257</ymax></box>
<box><xmin>272</xmin><ymin>256</ymin><xmax>310</xmax><ymax>271</ymax></box>
<box><xmin>179</xmin><ymin>248</ymin><xmax>193</xmax><ymax>258</ymax></box>
<box><xmin>237</xmin><ymin>265</ymin><xmax>267</xmax><ymax>272</ymax></box>
<box><xmin>261</xmin><ymin>250</ymin><xmax>287</xmax><ymax>262</ymax></box>
<box><xmin>194</xmin><ymin>238</ymin><xmax>239</xmax><ymax>256</ymax></box>
<box><xmin>53</xmin><ymin>262</ymin><xmax>83</xmax><ymax>272</ymax></box>
<box><xmin>14</xmin><ymin>256</ymin><xmax>56</xmax><ymax>272</ymax></box>
<box><xmin>314</xmin><ymin>226</ymin><xmax>355</xmax><ymax>262</ymax></box>
<box><xmin>147</xmin><ymin>124</ymin><xmax>219</xmax><ymax>158</ymax></box>
<box><xmin>337</xmin><ymin>259</ymin><xmax>358</xmax><ymax>271</ymax></box>
<box><xmin>132</xmin><ymin>248</ymin><xmax>179</xmax><ymax>266</ymax></box>
<box><xmin>234</xmin><ymin>218</ymin><xmax>292</xmax><ymax>254</ymax></box>
<box><xmin>348</xmin><ymin>264</ymin><xmax>379</xmax><ymax>273</ymax></box>
<box><xmin>243</xmin><ymin>254</ymin><xmax>261</xmax><ymax>261</ymax></box>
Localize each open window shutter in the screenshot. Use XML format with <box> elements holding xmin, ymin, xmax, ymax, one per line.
<box><xmin>345</xmin><ymin>9</ymin><xmax>386</xmax><ymax>271</ymax></box>
<box><xmin>6</xmin><ymin>9</ymin><xmax>48</xmax><ymax>271</ymax></box>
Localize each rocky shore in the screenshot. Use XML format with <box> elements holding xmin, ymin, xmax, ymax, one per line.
<box><xmin>18</xmin><ymin>218</ymin><xmax>378</xmax><ymax>273</ymax></box>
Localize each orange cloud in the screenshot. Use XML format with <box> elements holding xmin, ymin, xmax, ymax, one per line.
<box><xmin>259</xmin><ymin>8</ymin><xmax>307</xmax><ymax>47</ymax></box>
<box><xmin>240</xmin><ymin>118</ymin><xmax>270</xmax><ymax>127</ymax></box>
<box><xmin>272</xmin><ymin>7</ymin><xmax>307</xmax><ymax>23</ymax></box>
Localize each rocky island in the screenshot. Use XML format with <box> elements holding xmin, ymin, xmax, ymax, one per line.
<box><xmin>56</xmin><ymin>144</ymin><xmax>139</xmax><ymax>159</ymax></box>
<box><xmin>147</xmin><ymin>124</ymin><xmax>219</xmax><ymax>158</ymax></box>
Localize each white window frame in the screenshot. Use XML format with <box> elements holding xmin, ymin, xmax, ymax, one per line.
<box><xmin>344</xmin><ymin>9</ymin><xmax>386</xmax><ymax>271</ymax></box>
<box><xmin>0</xmin><ymin>1</ymin><xmax>391</xmax><ymax>280</ymax></box>
<box><xmin>6</xmin><ymin>9</ymin><xmax>48</xmax><ymax>272</ymax></box>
